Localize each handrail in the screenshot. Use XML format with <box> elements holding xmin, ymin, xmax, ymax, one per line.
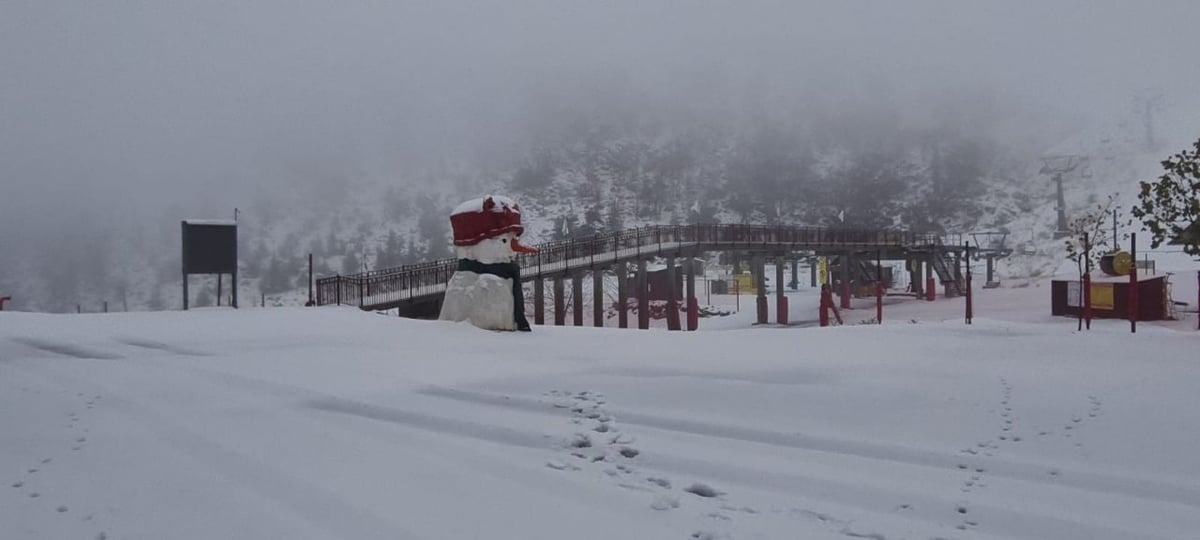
<box><xmin>315</xmin><ymin>223</ymin><xmax>951</xmax><ymax>308</ymax></box>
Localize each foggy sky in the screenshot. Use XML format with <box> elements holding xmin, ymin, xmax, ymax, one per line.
<box><xmin>3</xmin><ymin>0</ymin><xmax>1199</xmax><ymax>253</ymax></box>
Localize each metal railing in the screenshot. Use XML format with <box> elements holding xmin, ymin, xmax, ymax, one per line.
<box><xmin>316</xmin><ymin>223</ymin><xmax>949</xmax><ymax>309</ymax></box>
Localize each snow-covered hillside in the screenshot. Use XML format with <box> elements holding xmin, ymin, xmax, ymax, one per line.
<box><xmin>2</xmin><ymin>288</ymin><xmax>1198</xmax><ymax>539</ymax></box>
<box><xmin>992</xmin><ymin>93</ymin><xmax>1200</xmax><ymax>280</ymax></box>
<box><xmin>3</xmin><ymin>92</ymin><xmax>1197</xmax><ymax>314</ymax></box>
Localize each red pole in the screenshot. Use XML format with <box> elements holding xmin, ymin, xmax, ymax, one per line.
<box><xmin>1129</xmin><ymin>233</ymin><xmax>1138</xmax><ymax>334</ymax></box>
<box><xmin>0</xmin><ymin>296</ymin><xmax>10</xmax><ymax>311</ymax></box>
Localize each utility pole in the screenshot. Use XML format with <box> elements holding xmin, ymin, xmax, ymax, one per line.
<box><xmin>1112</xmin><ymin>209</ymin><xmax>1119</xmax><ymax>250</ymax></box>
<box><xmin>306</xmin><ymin>253</ymin><xmax>315</xmax><ymax>307</ymax></box>
<box><xmin>1039</xmin><ymin>155</ymin><xmax>1083</xmax><ymax>239</ymax></box>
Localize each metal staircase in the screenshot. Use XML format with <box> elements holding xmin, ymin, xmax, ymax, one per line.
<box><xmin>930</xmin><ymin>238</ymin><xmax>965</xmax><ymax>296</ymax></box>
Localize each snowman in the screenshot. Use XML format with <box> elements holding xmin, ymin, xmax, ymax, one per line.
<box><xmin>439</xmin><ymin>195</ymin><xmax>539</xmax><ymax>331</ymax></box>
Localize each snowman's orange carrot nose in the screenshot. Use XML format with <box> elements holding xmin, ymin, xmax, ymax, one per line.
<box><xmin>511</xmin><ymin>238</ymin><xmax>538</xmax><ymax>253</ymax></box>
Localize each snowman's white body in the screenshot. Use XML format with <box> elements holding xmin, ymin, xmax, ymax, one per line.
<box><xmin>439</xmin><ymin>233</ymin><xmax>520</xmax><ymax>331</ymax></box>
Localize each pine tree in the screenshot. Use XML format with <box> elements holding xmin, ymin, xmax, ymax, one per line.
<box><xmin>323</xmin><ymin>228</ymin><xmax>338</xmax><ymax>257</ymax></box>
<box><xmin>341</xmin><ymin>251</ymin><xmax>361</xmax><ymax>276</ymax></box>
<box><xmin>417</xmin><ymin>197</ymin><xmax>450</xmax><ymax>259</ymax></box>
<box><xmin>381</xmin><ymin>229</ymin><xmax>402</xmax><ymax>267</ymax></box>
<box><xmin>605</xmin><ymin>203</ymin><xmax>625</xmax><ymax>232</ymax></box>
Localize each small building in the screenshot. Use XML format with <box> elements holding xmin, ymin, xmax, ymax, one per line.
<box><xmin>1050</xmin><ymin>275</ymin><xmax>1170</xmax><ymax>321</ymax></box>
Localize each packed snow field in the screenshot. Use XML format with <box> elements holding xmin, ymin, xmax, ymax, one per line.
<box><xmin>2</xmin><ymin>290</ymin><xmax>1198</xmax><ymax>540</ymax></box>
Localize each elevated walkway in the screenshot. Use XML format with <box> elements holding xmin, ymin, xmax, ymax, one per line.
<box><xmin>317</xmin><ymin>224</ymin><xmax>964</xmax><ymax>313</ymax></box>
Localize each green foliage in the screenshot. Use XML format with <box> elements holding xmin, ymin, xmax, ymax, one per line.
<box><xmin>1131</xmin><ymin>138</ymin><xmax>1200</xmax><ymax>256</ymax></box>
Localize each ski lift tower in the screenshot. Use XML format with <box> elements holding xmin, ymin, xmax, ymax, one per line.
<box><xmin>970</xmin><ymin>231</ymin><xmax>1012</xmax><ymax>288</ymax></box>
<box><xmin>1039</xmin><ymin>155</ymin><xmax>1083</xmax><ymax>239</ymax></box>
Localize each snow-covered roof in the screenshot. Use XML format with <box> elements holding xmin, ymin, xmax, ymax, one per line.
<box><xmin>451</xmin><ymin>195</ymin><xmax>519</xmax><ymax>216</ymax></box>
<box><xmin>182</xmin><ymin>219</ymin><xmax>237</xmax><ymax>226</ymax></box>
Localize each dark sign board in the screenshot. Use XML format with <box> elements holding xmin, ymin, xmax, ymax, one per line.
<box><xmin>182</xmin><ymin>221</ymin><xmax>237</xmax><ymax>275</ymax></box>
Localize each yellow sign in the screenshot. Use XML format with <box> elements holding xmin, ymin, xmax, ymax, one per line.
<box><xmin>1091</xmin><ymin>283</ymin><xmax>1114</xmax><ymax>310</ymax></box>
<box><xmin>817</xmin><ymin>257</ymin><xmax>829</xmax><ymax>286</ymax></box>
<box><xmin>732</xmin><ymin>273</ymin><xmax>758</xmax><ymax>295</ymax></box>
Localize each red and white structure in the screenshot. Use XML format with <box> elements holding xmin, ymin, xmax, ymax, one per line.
<box><xmin>439</xmin><ymin>196</ymin><xmax>537</xmax><ymax>331</ymax></box>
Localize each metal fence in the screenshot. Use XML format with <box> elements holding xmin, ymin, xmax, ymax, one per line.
<box><xmin>316</xmin><ymin>223</ymin><xmax>953</xmax><ymax>308</ymax></box>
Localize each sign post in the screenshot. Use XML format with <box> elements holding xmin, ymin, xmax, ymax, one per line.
<box><xmin>1129</xmin><ymin>233</ymin><xmax>1137</xmax><ymax>333</ymax></box>
<box><xmin>182</xmin><ymin>220</ymin><xmax>238</xmax><ymax>310</ymax></box>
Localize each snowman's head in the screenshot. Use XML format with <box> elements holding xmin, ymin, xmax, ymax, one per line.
<box><xmin>454</xmin><ymin>232</ymin><xmax>536</xmax><ymax>264</ymax></box>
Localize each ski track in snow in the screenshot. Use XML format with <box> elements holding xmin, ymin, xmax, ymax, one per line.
<box><xmin>417</xmin><ymin>385</ymin><xmax>1200</xmax><ymax>512</ymax></box>
<box><xmin>409</xmin><ymin>385</ymin><xmax>1192</xmax><ymax>540</ymax></box>
<box><xmin>10</xmin><ymin>337</ymin><xmax>124</xmax><ymax>360</ymax></box>
<box><xmin>4</xmin><ymin>315</ymin><xmax>1200</xmax><ymax>540</ymax></box>
<box><xmin>4</xmin><ymin>336</ymin><xmax>421</xmax><ymax>540</ymax></box>
<box><xmin>112</xmin><ymin>337</ymin><xmax>213</xmax><ymax>357</ymax></box>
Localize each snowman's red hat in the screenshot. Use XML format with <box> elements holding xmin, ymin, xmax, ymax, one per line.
<box><xmin>450</xmin><ymin>195</ymin><xmax>532</xmax><ymax>249</ymax></box>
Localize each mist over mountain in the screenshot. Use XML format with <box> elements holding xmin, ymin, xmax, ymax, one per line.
<box><xmin>3</xmin><ymin>1</ymin><xmax>1198</xmax><ymax>311</ymax></box>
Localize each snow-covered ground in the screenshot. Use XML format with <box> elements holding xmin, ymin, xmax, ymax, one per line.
<box><xmin>2</xmin><ymin>281</ymin><xmax>1198</xmax><ymax>540</ymax></box>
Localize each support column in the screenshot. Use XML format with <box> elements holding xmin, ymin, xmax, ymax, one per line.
<box><xmin>534</xmin><ymin>278</ymin><xmax>545</xmax><ymax>325</ymax></box>
<box><xmin>593</xmin><ymin>270</ymin><xmax>604</xmax><ymax>327</ymax></box>
<box><xmin>572</xmin><ymin>272</ymin><xmax>584</xmax><ymax>326</ymax></box>
<box><xmin>554</xmin><ymin>277</ymin><xmax>566</xmax><ymax>325</ymax></box>
<box><xmin>789</xmin><ymin>258</ymin><xmax>799</xmax><ymax>290</ymax></box>
<box><xmin>616</xmin><ymin>262</ymin><xmax>629</xmax><ymax>329</ymax></box>
<box><xmin>840</xmin><ymin>252</ymin><xmax>852</xmax><ymax>309</ymax></box>
<box><xmin>776</xmin><ymin>256</ymin><xmax>788</xmax><ymax>324</ymax></box>
<box><xmin>665</xmin><ymin>257</ymin><xmax>681</xmax><ymax>331</ymax></box>
<box><xmin>950</xmin><ymin>250</ymin><xmax>962</xmax><ymax>298</ymax></box>
<box><xmin>925</xmin><ymin>255</ymin><xmax>936</xmax><ymax>301</ymax></box>
<box><xmin>965</xmin><ymin>244</ymin><xmax>973</xmax><ymax>325</ymax></box>
<box><xmin>754</xmin><ymin>255</ymin><xmax>768</xmax><ymax>324</ymax></box>
<box><xmin>810</xmin><ymin>258</ymin><xmax>818</xmax><ymax>288</ymax></box>
<box><xmin>909</xmin><ymin>259</ymin><xmax>923</xmax><ymax>298</ymax></box>
<box><xmin>637</xmin><ymin>259</ymin><xmax>650</xmax><ymax>330</ymax></box>
<box><xmin>986</xmin><ymin>256</ymin><xmax>996</xmax><ymax>286</ymax></box>
<box><xmin>686</xmin><ymin>256</ymin><xmax>698</xmax><ymax>331</ymax></box>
